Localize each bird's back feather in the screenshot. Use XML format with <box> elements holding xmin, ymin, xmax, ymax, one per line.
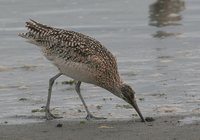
<box><xmin>19</xmin><ymin>20</ymin><xmax>122</xmax><ymax>91</ymax></box>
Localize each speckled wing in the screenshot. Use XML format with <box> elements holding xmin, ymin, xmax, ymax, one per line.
<box><xmin>19</xmin><ymin>20</ymin><xmax>115</xmax><ymax>66</ymax></box>
<box><xmin>19</xmin><ymin>20</ymin><xmax>120</xmax><ymax>87</ymax></box>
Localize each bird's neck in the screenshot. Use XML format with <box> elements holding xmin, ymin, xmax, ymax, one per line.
<box><xmin>104</xmin><ymin>81</ymin><xmax>123</xmax><ymax>98</ymax></box>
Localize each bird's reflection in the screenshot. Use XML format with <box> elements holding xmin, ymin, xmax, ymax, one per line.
<box><xmin>153</xmin><ymin>31</ymin><xmax>182</xmax><ymax>39</ymax></box>
<box><xmin>149</xmin><ymin>0</ymin><xmax>185</xmax><ymax>38</ymax></box>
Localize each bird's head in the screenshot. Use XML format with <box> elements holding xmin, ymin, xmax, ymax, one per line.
<box><xmin>119</xmin><ymin>83</ymin><xmax>145</xmax><ymax>122</ymax></box>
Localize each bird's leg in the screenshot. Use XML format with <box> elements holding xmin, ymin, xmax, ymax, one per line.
<box><xmin>45</xmin><ymin>73</ymin><xmax>62</xmax><ymax>120</ymax></box>
<box><xmin>75</xmin><ymin>81</ymin><xmax>106</xmax><ymax>120</ymax></box>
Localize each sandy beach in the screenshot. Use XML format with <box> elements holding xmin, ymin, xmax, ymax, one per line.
<box><xmin>1</xmin><ymin>114</ymin><xmax>200</xmax><ymax>140</ymax></box>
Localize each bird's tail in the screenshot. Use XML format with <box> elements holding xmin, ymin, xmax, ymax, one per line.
<box><xmin>19</xmin><ymin>19</ymin><xmax>54</xmax><ymax>44</ymax></box>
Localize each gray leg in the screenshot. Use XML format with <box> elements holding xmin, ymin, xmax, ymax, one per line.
<box><xmin>75</xmin><ymin>81</ymin><xmax>106</xmax><ymax>120</ymax></box>
<box><xmin>45</xmin><ymin>73</ymin><xmax>62</xmax><ymax>120</ymax></box>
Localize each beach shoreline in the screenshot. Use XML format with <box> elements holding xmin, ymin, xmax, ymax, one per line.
<box><xmin>0</xmin><ymin>114</ymin><xmax>200</xmax><ymax>140</ymax></box>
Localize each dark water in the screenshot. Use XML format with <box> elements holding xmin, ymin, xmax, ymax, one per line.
<box><xmin>0</xmin><ymin>0</ymin><xmax>200</xmax><ymax>124</ymax></box>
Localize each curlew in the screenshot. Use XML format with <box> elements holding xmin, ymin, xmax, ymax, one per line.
<box><xmin>19</xmin><ymin>19</ymin><xmax>145</xmax><ymax>122</ymax></box>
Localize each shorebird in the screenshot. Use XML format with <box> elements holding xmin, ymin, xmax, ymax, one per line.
<box><xmin>19</xmin><ymin>19</ymin><xmax>145</xmax><ymax>122</ymax></box>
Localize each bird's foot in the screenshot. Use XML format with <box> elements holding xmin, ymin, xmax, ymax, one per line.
<box><xmin>86</xmin><ymin>114</ymin><xmax>106</xmax><ymax>120</ymax></box>
<box><xmin>45</xmin><ymin>111</ymin><xmax>63</xmax><ymax>120</ymax></box>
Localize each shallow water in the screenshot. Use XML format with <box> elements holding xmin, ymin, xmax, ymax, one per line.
<box><xmin>0</xmin><ymin>0</ymin><xmax>200</xmax><ymax>124</ymax></box>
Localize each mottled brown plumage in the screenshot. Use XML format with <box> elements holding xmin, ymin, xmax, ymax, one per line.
<box><xmin>20</xmin><ymin>20</ymin><xmax>120</xmax><ymax>92</ymax></box>
<box><xmin>19</xmin><ymin>19</ymin><xmax>145</xmax><ymax>121</ymax></box>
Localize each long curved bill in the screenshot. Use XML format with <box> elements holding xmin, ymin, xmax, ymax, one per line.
<box><xmin>131</xmin><ymin>100</ymin><xmax>145</xmax><ymax>122</ymax></box>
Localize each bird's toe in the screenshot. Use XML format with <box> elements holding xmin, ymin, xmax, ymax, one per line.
<box><xmin>45</xmin><ymin>111</ymin><xmax>63</xmax><ymax>120</ymax></box>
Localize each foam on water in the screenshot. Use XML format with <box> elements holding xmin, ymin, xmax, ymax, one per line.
<box><xmin>179</xmin><ymin>116</ymin><xmax>200</xmax><ymax>125</ymax></box>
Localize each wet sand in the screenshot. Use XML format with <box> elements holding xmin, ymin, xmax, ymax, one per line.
<box><xmin>1</xmin><ymin>114</ymin><xmax>200</xmax><ymax>140</ymax></box>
